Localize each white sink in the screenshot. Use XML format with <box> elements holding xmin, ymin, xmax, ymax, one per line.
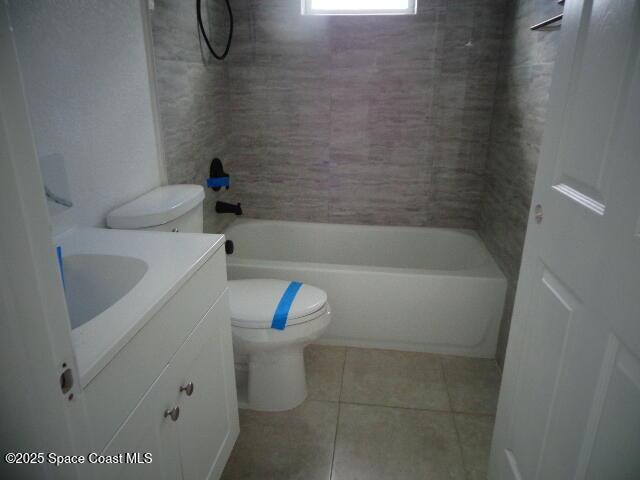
<box><xmin>55</xmin><ymin>227</ymin><xmax>224</xmax><ymax>386</ymax></box>
<box><xmin>64</xmin><ymin>254</ymin><xmax>148</xmax><ymax>329</ymax></box>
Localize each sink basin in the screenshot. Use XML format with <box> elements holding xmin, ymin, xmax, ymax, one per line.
<box><xmin>63</xmin><ymin>254</ymin><xmax>148</xmax><ymax>329</ymax></box>
<box><xmin>56</xmin><ymin>227</ymin><xmax>224</xmax><ymax>386</ymax></box>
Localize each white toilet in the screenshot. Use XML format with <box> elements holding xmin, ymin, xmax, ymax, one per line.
<box><xmin>107</xmin><ymin>184</ymin><xmax>332</xmax><ymax>412</ymax></box>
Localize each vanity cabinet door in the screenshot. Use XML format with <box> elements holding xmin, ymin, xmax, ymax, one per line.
<box><xmin>95</xmin><ymin>364</ymin><xmax>182</xmax><ymax>480</ymax></box>
<box><xmin>172</xmin><ymin>292</ymin><xmax>239</xmax><ymax>480</ymax></box>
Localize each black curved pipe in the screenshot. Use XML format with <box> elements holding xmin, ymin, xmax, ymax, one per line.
<box><xmin>197</xmin><ymin>0</ymin><xmax>233</xmax><ymax>61</ymax></box>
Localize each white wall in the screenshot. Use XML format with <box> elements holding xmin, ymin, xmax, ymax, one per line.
<box><xmin>10</xmin><ymin>0</ymin><xmax>165</xmax><ymax>235</ymax></box>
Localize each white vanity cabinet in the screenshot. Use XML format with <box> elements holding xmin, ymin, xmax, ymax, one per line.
<box><xmin>98</xmin><ymin>362</ymin><xmax>181</xmax><ymax>480</ymax></box>
<box><xmin>97</xmin><ymin>293</ymin><xmax>238</xmax><ymax>480</ymax></box>
<box><xmin>171</xmin><ymin>293</ymin><xmax>239</xmax><ymax>480</ymax></box>
<box><xmin>80</xmin><ymin>246</ymin><xmax>239</xmax><ymax>480</ymax></box>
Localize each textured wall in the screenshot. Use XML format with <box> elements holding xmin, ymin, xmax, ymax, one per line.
<box><xmin>224</xmin><ymin>0</ymin><xmax>505</xmax><ymax>227</ymax></box>
<box><xmin>152</xmin><ymin>0</ymin><xmax>235</xmax><ymax>232</ymax></box>
<box><xmin>480</xmin><ymin>0</ymin><xmax>562</xmax><ymax>365</ymax></box>
<box><xmin>11</xmin><ymin>0</ymin><xmax>164</xmax><ymax>235</ymax></box>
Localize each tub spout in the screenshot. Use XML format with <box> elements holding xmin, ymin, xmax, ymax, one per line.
<box><xmin>216</xmin><ymin>201</ymin><xmax>242</xmax><ymax>215</ymax></box>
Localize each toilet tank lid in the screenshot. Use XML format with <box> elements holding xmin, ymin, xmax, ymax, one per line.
<box><xmin>106</xmin><ymin>185</ymin><xmax>205</xmax><ymax>229</ymax></box>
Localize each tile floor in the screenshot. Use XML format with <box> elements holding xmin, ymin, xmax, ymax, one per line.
<box><xmin>221</xmin><ymin>346</ymin><xmax>501</xmax><ymax>480</ymax></box>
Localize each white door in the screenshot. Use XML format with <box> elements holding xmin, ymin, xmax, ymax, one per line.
<box><xmin>489</xmin><ymin>0</ymin><xmax>640</xmax><ymax>478</ymax></box>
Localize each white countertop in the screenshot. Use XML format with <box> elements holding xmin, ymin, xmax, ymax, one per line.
<box><xmin>55</xmin><ymin>227</ymin><xmax>225</xmax><ymax>387</ymax></box>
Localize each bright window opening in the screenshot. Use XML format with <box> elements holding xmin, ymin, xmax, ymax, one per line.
<box><xmin>302</xmin><ymin>0</ymin><xmax>417</xmax><ymax>15</ymax></box>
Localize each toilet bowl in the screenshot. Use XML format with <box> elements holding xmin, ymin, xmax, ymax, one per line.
<box><xmin>229</xmin><ymin>279</ymin><xmax>331</xmax><ymax>411</ymax></box>
<box><xmin>106</xmin><ymin>185</ymin><xmax>331</xmax><ymax>412</ymax></box>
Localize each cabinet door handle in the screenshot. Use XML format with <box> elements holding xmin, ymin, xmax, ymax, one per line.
<box><xmin>180</xmin><ymin>382</ymin><xmax>194</xmax><ymax>396</ymax></box>
<box><xmin>164</xmin><ymin>406</ymin><xmax>180</xmax><ymax>422</ymax></box>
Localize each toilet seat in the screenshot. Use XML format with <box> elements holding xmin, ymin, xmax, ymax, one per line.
<box><xmin>228</xmin><ymin>279</ymin><xmax>328</xmax><ymax>329</ymax></box>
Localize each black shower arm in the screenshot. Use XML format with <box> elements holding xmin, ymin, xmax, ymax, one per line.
<box><xmin>196</xmin><ymin>0</ymin><xmax>233</xmax><ymax>61</ymax></box>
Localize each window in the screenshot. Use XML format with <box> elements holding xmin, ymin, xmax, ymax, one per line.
<box><xmin>301</xmin><ymin>0</ymin><xmax>417</xmax><ymax>16</ymax></box>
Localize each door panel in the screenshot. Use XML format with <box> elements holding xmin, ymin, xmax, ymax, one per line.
<box><xmin>582</xmin><ymin>341</ymin><xmax>640</xmax><ymax>479</ymax></box>
<box><xmin>172</xmin><ymin>293</ymin><xmax>240</xmax><ymax>480</ymax></box>
<box><xmin>508</xmin><ymin>268</ymin><xmax>579</xmax><ymax>479</ymax></box>
<box><xmin>95</xmin><ymin>364</ymin><xmax>181</xmax><ymax>480</ymax></box>
<box><xmin>534</xmin><ymin>314</ymin><xmax>608</xmax><ymax>480</ymax></box>
<box><xmin>553</xmin><ymin>0</ymin><xmax>640</xmax><ymax>212</ymax></box>
<box><xmin>490</xmin><ymin>0</ymin><xmax>640</xmax><ymax>478</ymax></box>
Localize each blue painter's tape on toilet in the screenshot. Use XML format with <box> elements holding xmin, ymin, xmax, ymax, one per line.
<box><xmin>272</xmin><ymin>281</ymin><xmax>303</xmax><ymax>330</ymax></box>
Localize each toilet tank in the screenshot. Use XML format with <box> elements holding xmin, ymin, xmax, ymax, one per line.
<box><xmin>106</xmin><ymin>185</ymin><xmax>205</xmax><ymax>233</ymax></box>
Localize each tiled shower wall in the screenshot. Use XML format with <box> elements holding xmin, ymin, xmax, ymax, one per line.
<box><xmin>151</xmin><ymin>0</ymin><xmax>233</xmax><ymax>231</ymax></box>
<box><xmin>225</xmin><ymin>0</ymin><xmax>505</xmax><ymax>227</ymax></box>
<box><xmin>479</xmin><ymin>0</ymin><xmax>562</xmax><ymax>365</ymax></box>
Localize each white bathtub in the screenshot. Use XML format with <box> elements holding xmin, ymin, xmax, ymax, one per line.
<box><xmin>224</xmin><ymin>219</ymin><xmax>507</xmax><ymax>358</ymax></box>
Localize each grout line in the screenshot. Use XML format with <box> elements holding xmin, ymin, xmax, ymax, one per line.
<box><xmin>441</xmin><ymin>356</ymin><xmax>471</xmax><ymax>480</ymax></box>
<box><xmin>452</xmin><ymin>414</ymin><xmax>472</xmax><ymax>480</ymax></box>
<box><xmin>338</xmin><ymin>399</ymin><xmax>497</xmax><ymax>417</ymax></box>
<box><xmin>338</xmin><ymin>347</ymin><xmax>348</xmax><ymax>400</ymax></box>
<box><xmin>329</xmin><ymin>347</ymin><xmax>348</xmax><ymax>480</ymax></box>
<box><xmin>329</xmin><ymin>402</ymin><xmax>342</xmax><ymax>480</ymax></box>
<box><xmin>449</xmin><ymin>410</ymin><xmax>496</xmax><ymax>418</ymax></box>
<box><xmin>439</xmin><ymin>354</ymin><xmax>453</xmax><ymax>413</ymax></box>
<box><xmin>314</xmin><ymin>397</ymin><xmax>496</xmax><ymax>418</ymax></box>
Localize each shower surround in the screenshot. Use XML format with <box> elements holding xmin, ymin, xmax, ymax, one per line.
<box><xmin>150</xmin><ymin>0</ymin><xmax>560</xmax><ymax>363</ymax></box>
<box><xmin>479</xmin><ymin>0</ymin><xmax>562</xmax><ymax>364</ymax></box>
<box><xmin>152</xmin><ymin>0</ymin><xmax>506</xmax><ymax>229</ymax></box>
<box><xmin>226</xmin><ymin>0</ymin><xmax>505</xmax><ymax>228</ymax></box>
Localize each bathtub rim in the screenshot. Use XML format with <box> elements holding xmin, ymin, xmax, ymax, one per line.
<box><xmin>226</xmin><ymin>217</ymin><xmax>488</xmax><ymax>241</ymax></box>
<box><xmin>226</xmin><ymin>257</ymin><xmax>505</xmax><ymax>280</ymax></box>
<box><xmin>223</xmin><ymin>218</ymin><xmax>506</xmax><ymax>280</ymax></box>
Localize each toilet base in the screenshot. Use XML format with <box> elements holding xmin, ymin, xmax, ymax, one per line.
<box><xmin>241</xmin><ymin>345</ymin><xmax>307</xmax><ymax>411</ymax></box>
<box><xmin>232</xmin><ymin>305</ymin><xmax>331</xmax><ymax>412</ymax></box>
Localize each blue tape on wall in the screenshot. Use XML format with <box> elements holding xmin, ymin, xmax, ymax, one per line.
<box><xmin>272</xmin><ymin>281</ymin><xmax>303</xmax><ymax>330</ymax></box>
<box><xmin>56</xmin><ymin>246</ymin><xmax>66</xmax><ymax>291</ymax></box>
<box><xmin>207</xmin><ymin>177</ymin><xmax>230</xmax><ymax>188</ymax></box>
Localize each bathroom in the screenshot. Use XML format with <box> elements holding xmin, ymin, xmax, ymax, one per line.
<box><xmin>1</xmin><ymin>0</ymin><xmax>639</xmax><ymax>479</ymax></box>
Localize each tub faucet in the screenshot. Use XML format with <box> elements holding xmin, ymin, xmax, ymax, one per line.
<box><xmin>216</xmin><ymin>201</ymin><xmax>242</xmax><ymax>216</ymax></box>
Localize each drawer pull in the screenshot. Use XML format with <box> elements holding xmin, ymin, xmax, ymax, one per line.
<box><xmin>164</xmin><ymin>406</ymin><xmax>180</xmax><ymax>422</ymax></box>
<box><xmin>180</xmin><ymin>382</ymin><xmax>194</xmax><ymax>396</ymax></box>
